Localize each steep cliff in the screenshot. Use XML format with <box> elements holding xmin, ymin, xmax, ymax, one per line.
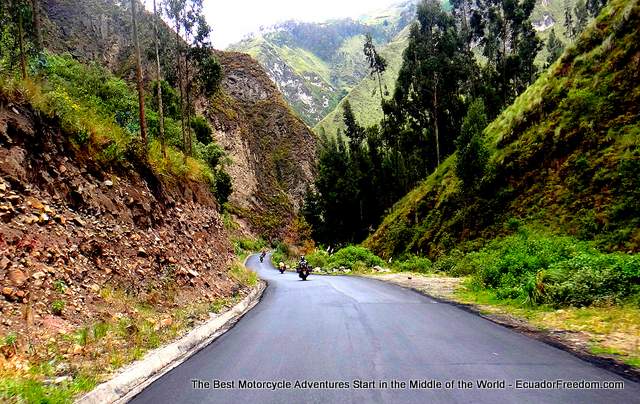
<box><xmin>207</xmin><ymin>51</ymin><xmax>316</xmax><ymax>239</ymax></box>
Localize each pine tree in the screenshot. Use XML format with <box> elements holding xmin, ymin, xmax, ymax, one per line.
<box><xmin>363</xmin><ymin>33</ymin><xmax>388</xmax><ymax>107</ymax></box>
<box><xmin>546</xmin><ymin>28</ymin><xmax>564</xmax><ymax>66</ymax></box>
<box><xmin>455</xmin><ymin>99</ymin><xmax>489</xmax><ymax>190</ymax></box>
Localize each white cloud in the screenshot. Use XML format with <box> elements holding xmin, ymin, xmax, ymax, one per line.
<box><xmin>200</xmin><ymin>0</ymin><xmax>403</xmax><ymax>49</ymax></box>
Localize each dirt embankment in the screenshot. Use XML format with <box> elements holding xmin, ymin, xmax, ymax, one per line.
<box><xmin>0</xmin><ymin>100</ymin><xmax>240</xmax><ymax>358</ymax></box>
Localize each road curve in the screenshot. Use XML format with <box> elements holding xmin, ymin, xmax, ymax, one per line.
<box><xmin>130</xmin><ymin>254</ymin><xmax>640</xmax><ymax>403</ymax></box>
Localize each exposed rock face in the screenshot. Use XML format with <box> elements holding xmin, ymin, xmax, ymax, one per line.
<box><xmin>208</xmin><ymin>52</ymin><xmax>316</xmax><ymax>238</ymax></box>
<box><xmin>40</xmin><ymin>0</ymin><xmax>317</xmax><ymax>239</ymax></box>
<box><xmin>0</xmin><ymin>98</ymin><xmax>239</xmax><ymax>345</ymax></box>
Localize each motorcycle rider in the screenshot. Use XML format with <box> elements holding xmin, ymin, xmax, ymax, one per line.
<box><xmin>297</xmin><ymin>255</ymin><xmax>308</xmax><ymax>272</ymax></box>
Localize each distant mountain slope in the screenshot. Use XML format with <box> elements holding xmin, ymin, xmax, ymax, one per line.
<box><xmin>228</xmin><ymin>1</ymin><xmax>417</xmax><ymax>125</ymax></box>
<box><xmin>365</xmin><ymin>0</ymin><xmax>640</xmax><ymax>258</ymax></box>
<box><xmin>315</xmin><ymin>26</ymin><xmax>410</xmax><ymax>137</ymax></box>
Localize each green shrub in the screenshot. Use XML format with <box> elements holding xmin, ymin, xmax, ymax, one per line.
<box><xmin>540</xmin><ymin>253</ymin><xmax>640</xmax><ymax>307</ymax></box>
<box><xmin>3</xmin><ymin>333</ymin><xmax>17</xmax><ymax>347</ymax></box>
<box><xmin>328</xmin><ymin>246</ymin><xmax>384</xmax><ymax>269</ymax></box>
<box><xmin>200</xmin><ymin>143</ymin><xmax>225</xmax><ymax>169</ymax></box>
<box><xmin>213</xmin><ymin>169</ymin><xmax>232</xmax><ymax>207</ymax></box>
<box><xmin>306</xmin><ymin>250</ymin><xmax>330</xmax><ymax>268</ymax></box>
<box><xmin>394</xmin><ymin>255</ymin><xmax>432</xmax><ymax>273</ymax></box>
<box><xmin>191</xmin><ymin>116</ymin><xmax>213</xmax><ymax>144</ymax></box>
<box><xmin>51</xmin><ymin>300</ymin><xmax>65</xmax><ymax>316</ymax></box>
<box><xmin>433</xmin><ymin>249</ymin><xmax>467</xmax><ymax>275</ymax></box>
<box><xmin>460</xmin><ymin>229</ymin><xmax>640</xmax><ymax>307</ymax></box>
<box><xmin>53</xmin><ymin>280</ymin><xmax>67</xmax><ymax>294</ymax></box>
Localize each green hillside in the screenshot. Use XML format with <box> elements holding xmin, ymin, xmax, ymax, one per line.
<box><xmin>228</xmin><ymin>1</ymin><xmax>417</xmax><ymax>125</ymax></box>
<box><xmin>365</xmin><ymin>0</ymin><xmax>640</xmax><ymax>258</ymax></box>
<box><xmin>314</xmin><ymin>26</ymin><xmax>410</xmax><ymax>137</ymax></box>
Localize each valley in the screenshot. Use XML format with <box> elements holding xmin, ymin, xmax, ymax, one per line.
<box><xmin>0</xmin><ymin>0</ymin><xmax>639</xmax><ymax>402</ymax></box>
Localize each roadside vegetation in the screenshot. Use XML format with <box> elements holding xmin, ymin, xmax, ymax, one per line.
<box><xmin>0</xmin><ymin>52</ymin><xmax>232</xmax><ymax>207</ymax></box>
<box><xmin>0</xmin><ymin>286</ymin><xmax>245</xmax><ymax>403</ymax></box>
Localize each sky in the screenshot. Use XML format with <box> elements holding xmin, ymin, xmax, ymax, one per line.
<box><xmin>199</xmin><ymin>0</ymin><xmax>402</xmax><ymax>49</ymax></box>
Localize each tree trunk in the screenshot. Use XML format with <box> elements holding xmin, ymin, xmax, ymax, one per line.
<box><xmin>31</xmin><ymin>0</ymin><xmax>43</xmax><ymax>51</ymax></box>
<box><xmin>175</xmin><ymin>16</ymin><xmax>187</xmax><ymax>162</ymax></box>
<box><xmin>184</xmin><ymin>43</ymin><xmax>192</xmax><ymax>157</ymax></box>
<box><xmin>377</xmin><ymin>71</ymin><xmax>385</xmax><ymax>123</ymax></box>
<box><xmin>502</xmin><ymin>12</ymin><xmax>508</xmax><ymax>106</ymax></box>
<box><xmin>18</xmin><ymin>10</ymin><xmax>27</xmax><ymax>80</ymax></box>
<box><xmin>131</xmin><ymin>0</ymin><xmax>148</xmax><ymax>146</ymax></box>
<box><xmin>153</xmin><ymin>0</ymin><xmax>166</xmax><ymax>159</ymax></box>
<box><xmin>433</xmin><ymin>73</ymin><xmax>440</xmax><ymax>171</ymax></box>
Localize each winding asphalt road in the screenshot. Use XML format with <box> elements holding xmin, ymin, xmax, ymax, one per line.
<box><xmin>130</xmin><ymin>254</ymin><xmax>640</xmax><ymax>403</ymax></box>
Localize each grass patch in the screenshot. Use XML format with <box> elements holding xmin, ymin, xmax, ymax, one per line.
<box><xmin>455</xmin><ymin>286</ymin><xmax>640</xmax><ymax>369</ymax></box>
<box><xmin>0</xmin><ymin>53</ymin><xmax>225</xmax><ymax>193</ymax></box>
<box><xmin>229</xmin><ymin>261</ymin><xmax>258</xmax><ymax>287</ymax></box>
<box><xmin>0</xmin><ymin>280</ymin><xmax>249</xmax><ymax>402</ymax></box>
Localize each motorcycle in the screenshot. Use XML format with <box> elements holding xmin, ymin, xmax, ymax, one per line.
<box><xmin>279</xmin><ymin>264</ymin><xmax>286</xmax><ymax>274</ymax></box>
<box><xmin>296</xmin><ymin>262</ymin><xmax>311</xmax><ymax>281</ymax></box>
<box><xmin>259</xmin><ymin>252</ymin><xmax>266</xmax><ymax>263</ymax></box>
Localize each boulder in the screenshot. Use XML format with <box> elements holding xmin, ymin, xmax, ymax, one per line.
<box><xmin>8</xmin><ymin>269</ymin><xmax>27</xmax><ymax>287</ymax></box>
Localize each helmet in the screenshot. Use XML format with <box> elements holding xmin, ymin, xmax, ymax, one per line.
<box><xmin>300</xmin><ymin>255</ymin><xmax>305</xmax><ymax>260</ymax></box>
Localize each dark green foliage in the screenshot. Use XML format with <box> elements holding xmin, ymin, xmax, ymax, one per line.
<box><xmin>461</xmin><ymin>230</ymin><xmax>640</xmax><ymax>307</ymax></box>
<box><xmin>200</xmin><ymin>142</ymin><xmax>224</xmax><ymax>169</ymax></box>
<box><xmin>305</xmin><ymin>108</ymin><xmax>401</xmax><ymax>244</ymax></box>
<box><xmin>469</xmin><ymin>0</ymin><xmax>542</xmax><ymax>110</ymax></box>
<box><xmin>387</xmin><ymin>0</ymin><xmax>473</xmax><ymax>176</ymax></box>
<box><xmin>196</xmin><ymin>54</ymin><xmax>222</xmax><ymax>97</ymax></box>
<box><xmin>0</xmin><ymin>0</ymin><xmax>35</xmax><ymax>73</ymax></box>
<box><xmin>307</xmin><ymin>0</ymin><xmax>547</xmax><ymax>246</ymax></box>
<box><xmin>366</xmin><ymin>0</ymin><xmax>640</xmax><ymax>259</ymax></box>
<box><xmin>455</xmin><ymin>99</ymin><xmax>489</xmax><ymax>189</ymax></box>
<box><xmin>213</xmin><ymin>169</ymin><xmax>232</xmax><ymax>207</ymax></box>
<box><xmin>151</xmin><ymin>80</ymin><xmax>180</xmax><ymax>119</ymax></box>
<box><xmin>327</xmin><ymin>246</ymin><xmax>385</xmax><ymax>269</ymax></box>
<box><xmin>546</xmin><ymin>29</ymin><xmax>565</xmax><ymax>66</ymax></box>
<box><xmin>191</xmin><ymin>115</ymin><xmax>213</xmax><ymax>144</ymax></box>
